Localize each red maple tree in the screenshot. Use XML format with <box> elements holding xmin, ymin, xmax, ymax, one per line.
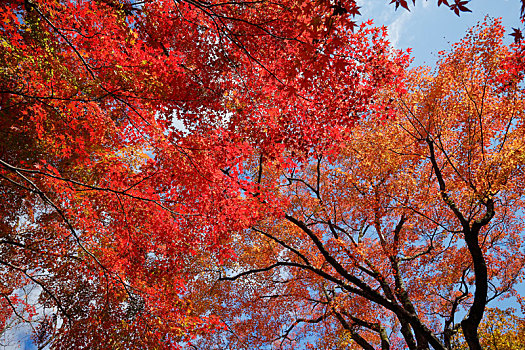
<box><xmin>0</xmin><ymin>0</ymin><xmax>407</xmax><ymax>347</ymax></box>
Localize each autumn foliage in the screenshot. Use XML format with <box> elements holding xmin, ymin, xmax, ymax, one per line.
<box><xmin>184</xmin><ymin>19</ymin><xmax>525</xmax><ymax>350</ymax></box>
<box><xmin>1</xmin><ymin>0</ymin><xmax>524</xmax><ymax>349</ymax></box>
<box><xmin>453</xmin><ymin>308</ymin><xmax>525</xmax><ymax>349</ymax></box>
<box><xmin>0</xmin><ymin>0</ymin><xmax>406</xmax><ymax>348</ymax></box>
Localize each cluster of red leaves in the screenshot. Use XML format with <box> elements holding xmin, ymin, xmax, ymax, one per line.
<box><xmin>0</xmin><ymin>0</ymin><xmax>408</xmax><ymax>348</ymax></box>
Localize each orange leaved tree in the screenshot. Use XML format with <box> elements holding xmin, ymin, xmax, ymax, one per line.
<box><xmin>184</xmin><ymin>19</ymin><xmax>525</xmax><ymax>350</ymax></box>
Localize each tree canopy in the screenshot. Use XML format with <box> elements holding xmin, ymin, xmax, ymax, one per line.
<box><xmin>1</xmin><ymin>1</ymin><xmax>525</xmax><ymax>349</ymax></box>
<box><xmin>183</xmin><ymin>18</ymin><xmax>525</xmax><ymax>350</ymax></box>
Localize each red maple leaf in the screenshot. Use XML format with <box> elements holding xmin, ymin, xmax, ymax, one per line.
<box><xmin>450</xmin><ymin>0</ymin><xmax>472</xmax><ymax>16</ymax></box>
<box><xmin>510</xmin><ymin>27</ymin><xmax>524</xmax><ymax>43</ymax></box>
<box><xmin>331</xmin><ymin>1</ymin><xmax>348</xmax><ymax>16</ymax></box>
<box><xmin>390</xmin><ymin>0</ymin><xmax>410</xmax><ymax>11</ymax></box>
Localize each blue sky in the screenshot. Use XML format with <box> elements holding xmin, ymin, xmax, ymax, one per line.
<box><xmin>357</xmin><ymin>0</ymin><xmax>522</xmax><ymax>67</ymax></box>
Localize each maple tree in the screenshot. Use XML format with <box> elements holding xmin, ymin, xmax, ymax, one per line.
<box><xmin>2</xmin><ymin>0</ymin><xmax>525</xmax><ymax>349</ymax></box>
<box><xmin>0</xmin><ymin>0</ymin><xmax>407</xmax><ymax>348</ymax></box>
<box><xmin>183</xmin><ymin>19</ymin><xmax>525</xmax><ymax>350</ymax></box>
